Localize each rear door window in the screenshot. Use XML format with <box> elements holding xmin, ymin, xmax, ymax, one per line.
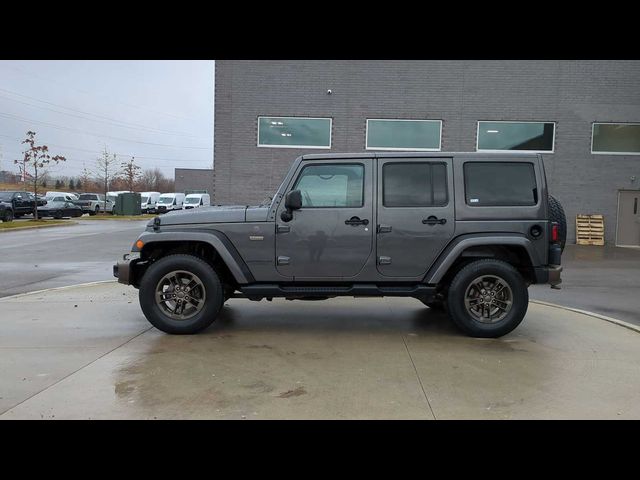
<box><xmin>464</xmin><ymin>162</ymin><xmax>537</xmax><ymax>206</ymax></box>
<box><xmin>382</xmin><ymin>162</ymin><xmax>448</xmax><ymax>207</ymax></box>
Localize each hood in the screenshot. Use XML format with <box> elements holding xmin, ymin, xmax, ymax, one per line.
<box><xmin>154</xmin><ymin>205</ymin><xmax>270</xmax><ymax>226</ymax></box>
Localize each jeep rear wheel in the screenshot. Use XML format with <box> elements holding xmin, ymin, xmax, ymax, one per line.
<box><xmin>3</xmin><ymin>210</ymin><xmax>13</xmax><ymax>222</ymax></box>
<box><xmin>446</xmin><ymin>259</ymin><xmax>528</xmax><ymax>338</ymax></box>
<box><xmin>139</xmin><ymin>254</ymin><xmax>224</xmax><ymax>334</ymax></box>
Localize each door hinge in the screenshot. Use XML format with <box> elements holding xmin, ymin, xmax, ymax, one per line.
<box><xmin>276</xmin><ymin>225</ymin><xmax>290</xmax><ymax>233</ymax></box>
<box><xmin>377</xmin><ymin>224</ymin><xmax>392</xmax><ymax>233</ymax></box>
<box><xmin>277</xmin><ymin>256</ymin><xmax>290</xmax><ymax>265</ymax></box>
<box><xmin>378</xmin><ymin>256</ymin><xmax>392</xmax><ymax>265</ymax></box>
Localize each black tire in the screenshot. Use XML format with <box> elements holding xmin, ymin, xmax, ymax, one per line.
<box><xmin>95</xmin><ymin>205</ymin><xmax>100</xmax><ymax>215</ymax></box>
<box><xmin>3</xmin><ymin>210</ymin><xmax>14</xmax><ymax>222</ymax></box>
<box><xmin>139</xmin><ymin>254</ymin><xmax>224</xmax><ymax>334</ymax></box>
<box><xmin>548</xmin><ymin>194</ymin><xmax>567</xmax><ymax>252</ymax></box>
<box><xmin>54</xmin><ymin>210</ymin><xmax>63</xmax><ymax>219</ymax></box>
<box><xmin>446</xmin><ymin>259</ymin><xmax>529</xmax><ymax>338</ymax></box>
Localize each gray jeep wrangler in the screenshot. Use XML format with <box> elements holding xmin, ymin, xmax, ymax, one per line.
<box><xmin>114</xmin><ymin>152</ymin><xmax>564</xmax><ymax>338</ymax></box>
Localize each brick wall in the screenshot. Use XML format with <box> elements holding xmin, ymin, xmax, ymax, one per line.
<box><xmin>213</xmin><ymin>60</ymin><xmax>640</xmax><ymax>244</ymax></box>
<box><xmin>174</xmin><ymin>168</ymin><xmax>214</xmax><ymax>195</ymax></box>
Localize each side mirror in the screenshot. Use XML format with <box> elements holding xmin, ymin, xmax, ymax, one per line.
<box><xmin>281</xmin><ymin>190</ymin><xmax>302</xmax><ymax>222</ymax></box>
<box><xmin>285</xmin><ymin>190</ymin><xmax>302</xmax><ymax>210</ymax></box>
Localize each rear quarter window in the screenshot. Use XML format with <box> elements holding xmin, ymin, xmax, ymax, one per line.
<box><xmin>464</xmin><ymin>162</ymin><xmax>537</xmax><ymax>206</ymax></box>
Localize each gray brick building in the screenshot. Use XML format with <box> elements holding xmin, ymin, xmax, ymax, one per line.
<box><xmin>174</xmin><ymin>168</ymin><xmax>214</xmax><ymax>195</ymax></box>
<box><xmin>213</xmin><ymin>60</ymin><xmax>640</xmax><ymax>245</ymax></box>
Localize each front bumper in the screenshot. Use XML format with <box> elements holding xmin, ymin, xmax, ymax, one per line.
<box><xmin>113</xmin><ymin>254</ymin><xmax>141</xmax><ymax>285</ymax></box>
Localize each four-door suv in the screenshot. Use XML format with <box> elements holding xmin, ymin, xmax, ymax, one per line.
<box><xmin>114</xmin><ymin>152</ymin><xmax>565</xmax><ymax>338</ymax></box>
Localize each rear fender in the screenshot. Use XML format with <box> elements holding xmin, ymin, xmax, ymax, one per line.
<box><xmin>424</xmin><ymin>234</ymin><xmax>541</xmax><ymax>284</ymax></box>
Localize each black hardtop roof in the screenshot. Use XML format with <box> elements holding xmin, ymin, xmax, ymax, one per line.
<box><xmin>301</xmin><ymin>151</ymin><xmax>540</xmax><ymax>161</ymax></box>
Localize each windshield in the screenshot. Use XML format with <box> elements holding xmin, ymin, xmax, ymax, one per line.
<box><xmin>141</xmin><ymin>196</ymin><xmax>149</xmax><ymax>203</ymax></box>
<box><xmin>184</xmin><ymin>197</ymin><xmax>200</xmax><ymax>204</ymax></box>
<box><xmin>0</xmin><ymin>192</ymin><xmax>13</xmax><ymax>201</ymax></box>
<box><xmin>158</xmin><ymin>196</ymin><xmax>173</xmax><ymax>203</ymax></box>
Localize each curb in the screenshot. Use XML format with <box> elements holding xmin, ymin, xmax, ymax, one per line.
<box><xmin>0</xmin><ymin>280</ymin><xmax>118</xmax><ymax>301</ymax></box>
<box><xmin>0</xmin><ymin>221</ymin><xmax>79</xmax><ymax>233</ymax></box>
<box><xmin>530</xmin><ymin>300</ymin><xmax>640</xmax><ymax>334</ymax></box>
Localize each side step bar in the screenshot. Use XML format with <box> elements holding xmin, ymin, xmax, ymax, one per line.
<box><xmin>238</xmin><ymin>284</ymin><xmax>436</xmax><ymax>301</ymax></box>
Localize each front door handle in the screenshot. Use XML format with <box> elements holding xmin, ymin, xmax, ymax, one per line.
<box><xmin>345</xmin><ymin>216</ymin><xmax>369</xmax><ymax>226</ymax></box>
<box><xmin>422</xmin><ymin>216</ymin><xmax>447</xmax><ymax>226</ymax></box>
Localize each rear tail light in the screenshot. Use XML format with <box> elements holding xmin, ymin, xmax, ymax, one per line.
<box><xmin>551</xmin><ymin>223</ymin><xmax>559</xmax><ymax>243</ymax></box>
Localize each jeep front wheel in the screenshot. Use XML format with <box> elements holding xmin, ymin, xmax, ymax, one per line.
<box><xmin>139</xmin><ymin>254</ymin><xmax>224</xmax><ymax>334</ymax></box>
<box><xmin>446</xmin><ymin>259</ymin><xmax>528</xmax><ymax>338</ymax></box>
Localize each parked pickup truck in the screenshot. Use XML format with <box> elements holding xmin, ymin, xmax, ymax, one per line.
<box><xmin>0</xmin><ymin>191</ymin><xmax>45</xmax><ymax>218</ymax></box>
<box><xmin>76</xmin><ymin>193</ymin><xmax>114</xmax><ymax>215</ymax></box>
<box><xmin>114</xmin><ymin>152</ymin><xmax>565</xmax><ymax>338</ymax></box>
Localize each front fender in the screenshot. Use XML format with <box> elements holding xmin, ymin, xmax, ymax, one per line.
<box><xmin>424</xmin><ymin>233</ymin><xmax>541</xmax><ymax>284</ymax></box>
<box><xmin>133</xmin><ymin>229</ymin><xmax>255</xmax><ymax>284</ymax></box>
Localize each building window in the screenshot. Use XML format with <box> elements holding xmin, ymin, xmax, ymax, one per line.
<box><xmin>591</xmin><ymin>123</ymin><xmax>640</xmax><ymax>155</ymax></box>
<box><xmin>464</xmin><ymin>162</ymin><xmax>537</xmax><ymax>206</ymax></box>
<box><xmin>293</xmin><ymin>164</ymin><xmax>364</xmax><ymax>208</ymax></box>
<box><xmin>382</xmin><ymin>162</ymin><xmax>448</xmax><ymax>207</ymax></box>
<box><xmin>366</xmin><ymin>119</ymin><xmax>442</xmax><ymax>151</ymax></box>
<box><xmin>257</xmin><ymin>116</ymin><xmax>331</xmax><ymax>149</ymax></box>
<box><xmin>476</xmin><ymin>121</ymin><xmax>555</xmax><ymax>153</ymax></box>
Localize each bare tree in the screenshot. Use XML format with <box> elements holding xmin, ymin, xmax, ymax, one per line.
<box><xmin>14</xmin><ymin>131</ymin><xmax>66</xmax><ymax>220</ymax></box>
<box><xmin>120</xmin><ymin>156</ymin><xmax>141</xmax><ymax>192</ymax></box>
<box><xmin>95</xmin><ymin>147</ymin><xmax>119</xmax><ymax>211</ymax></box>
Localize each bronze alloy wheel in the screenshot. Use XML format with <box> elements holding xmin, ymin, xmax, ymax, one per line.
<box><xmin>154</xmin><ymin>270</ymin><xmax>207</xmax><ymax>320</ymax></box>
<box><xmin>463</xmin><ymin>274</ymin><xmax>513</xmax><ymax>323</ymax></box>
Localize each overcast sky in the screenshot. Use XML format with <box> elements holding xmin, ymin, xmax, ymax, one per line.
<box><xmin>0</xmin><ymin>60</ymin><xmax>214</xmax><ymax>180</ymax></box>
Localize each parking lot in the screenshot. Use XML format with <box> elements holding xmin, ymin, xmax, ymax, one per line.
<box><xmin>1</xmin><ymin>220</ymin><xmax>639</xmax><ymax>419</ymax></box>
<box><xmin>0</xmin><ymin>218</ymin><xmax>147</xmax><ymax>297</ymax></box>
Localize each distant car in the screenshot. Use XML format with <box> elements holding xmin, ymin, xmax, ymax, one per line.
<box><xmin>0</xmin><ymin>190</ymin><xmax>39</xmax><ymax>217</ymax></box>
<box><xmin>38</xmin><ymin>195</ymin><xmax>83</xmax><ymax>219</ymax></box>
<box><xmin>156</xmin><ymin>193</ymin><xmax>185</xmax><ymax>213</ymax></box>
<box><xmin>0</xmin><ymin>199</ymin><xmax>13</xmax><ymax>222</ymax></box>
<box><xmin>140</xmin><ymin>192</ymin><xmax>161</xmax><ymax>213</ymax></box>
<box><xmin>76</xmin><ymin>193</ymin><xmax>113</xmax><ymax>215</ymax></box>
<box><xmin>46</xmin><ymin>191</ymin><xmax>79</xmax><ymax>201</ymax></box>
<box><xmin>183</xmin><ymin>193</ymin><xmax>211</xmax><ymax>209</ymax></box>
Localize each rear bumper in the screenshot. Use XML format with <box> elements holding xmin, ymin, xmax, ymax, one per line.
<box><xmin>533</xmin><ymin>265</ymin><xmax>563</xmax><ymax>286</ymax></box>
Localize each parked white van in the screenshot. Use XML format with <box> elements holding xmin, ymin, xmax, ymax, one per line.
<box><xmin>156</xmin><ymin>193</ymin><xmax>185</xmax><ymax>213</ymax></box>
<box><xmin>140</xmin><ymin>191</ymin><xmax>161</xmax><ymax>213</ymax></box>
<box><xmin>183</xmin><ymin>193</ymin><xmax>211</xmax><ymax>209</ymax></box>
<box><xmin>46</xmin><ymin>191</ymin><xmax>79</xmax><ymax>201</ymax></box>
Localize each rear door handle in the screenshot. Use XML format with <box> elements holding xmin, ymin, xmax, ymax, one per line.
<box><xmin>422</xmin><ymin>216</ymin><xmax>447</xmax><ymax>226</ymax></box>
<box><xmin>345</xmin><ymin>216</ymin><xmax>369</xmax><ymax>226</ymax></box>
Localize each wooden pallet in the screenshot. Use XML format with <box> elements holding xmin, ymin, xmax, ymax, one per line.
<box><xmin>576</xmin><ymin>214</ymin><xmax>605</xmax><ymax>246</ymax></box>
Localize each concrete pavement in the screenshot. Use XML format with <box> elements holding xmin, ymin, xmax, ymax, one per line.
<box><xmin>530</xmin><ymin>244</ymin><xmax>640</xmax><ymax>326</ymax></box>
<box><xmin>2</xmin><ymin>282</ymin><xmax>639</xmax><ymax>420</ymax></box>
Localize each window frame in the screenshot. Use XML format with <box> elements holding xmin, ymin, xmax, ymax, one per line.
<box><xmin>382</xmin><ymin>161</ymin><xmax>449</xmax><ymax>208</ymax></box>
<box><xmin>365</xmin><ymin>119</ymin><xmax>442</xmax><ymax>152</ymax></box>
<box><xmin>291</xmin><ymin>162</ymin><xmax>365</xmax><ymax>209</ymax></box>
<box><xmin>463</xmin><ymin>161</ymin><xmax>538</xmax><ymax>207</ymax></box>
<box><xmin>476</xmin><ymin>120</ymin><xmax>556</xmax><ymax>154</ymax></box>
<box><xmin>257</xmin><ymin>116</ymin><xmax>332</xmax><ymax>150</ymax></box>
<box><xmin>591</xmin><ymin>122</ymin><xmax>640</xmax><ymax>155</ymax></box>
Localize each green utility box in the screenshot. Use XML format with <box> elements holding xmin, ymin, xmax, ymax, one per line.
<box><xmin>114</xmin><ymin>192</ymin><xmax>142</xmax><ymax>216</ymax></box>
